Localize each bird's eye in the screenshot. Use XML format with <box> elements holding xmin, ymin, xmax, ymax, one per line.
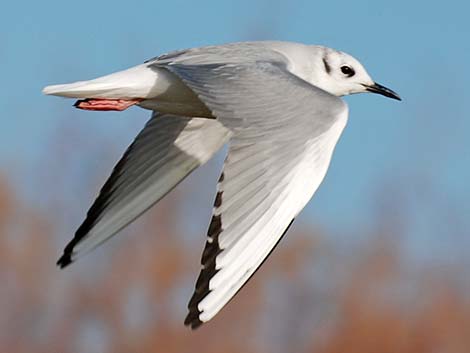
<box><xmin>341</xmin><ymin>66</ymin><xmax>355</xmax><ymax>77</ymax></box>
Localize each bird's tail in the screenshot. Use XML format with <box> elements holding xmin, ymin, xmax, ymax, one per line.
<box><xmin>42</xmin><ymin>64</ymin><xmax>161</xmax><ymax>100</ymax></box>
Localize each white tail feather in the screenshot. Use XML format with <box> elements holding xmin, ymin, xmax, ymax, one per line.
<box><xmin>42</xmin><ymin>64</ymin><xmax>165</xmax><ymax>99</ymax></box>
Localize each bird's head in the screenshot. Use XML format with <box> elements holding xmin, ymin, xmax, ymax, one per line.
<box><xmin>310</xmin><ymin>46</ymin><xmax>401</xmax><ymax>100</ymax></box>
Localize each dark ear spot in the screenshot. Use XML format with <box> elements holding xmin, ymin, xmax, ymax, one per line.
<box><xmin>322</xmin><ymin>57</ymin><xmax>331</xmax><ymax>74</ymax></box>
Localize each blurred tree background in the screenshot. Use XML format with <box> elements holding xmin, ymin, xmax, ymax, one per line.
<box><xmin>1</xmin><ymin>0</ymin><xmax>469</xmax><ymax>352</ymax></box>
<box><xmin>0</xmin><ymin>118</ymin><xmax>468</xmax><ymax>352</ymax></box>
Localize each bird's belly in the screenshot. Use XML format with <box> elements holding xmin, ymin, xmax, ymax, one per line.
<box><xmin>136</xmin><ymin>66</ymin><xmax>212</xmax><ymax>117</ymax></box>
<box><xmin>137</xmin><ymin>98</ymin><xmax>213</xmax><ymax>117</ymax></box>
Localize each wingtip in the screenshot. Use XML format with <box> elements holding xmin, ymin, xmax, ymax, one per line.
<box><xmin>56</xmin><ymin>253</ymin><xmax>73</xmax><ymax>269</ymax></box>
<box><xmin>184</xmin><ymin>310</ymin><xmax>204</xmax><ymax>329</ymax></box>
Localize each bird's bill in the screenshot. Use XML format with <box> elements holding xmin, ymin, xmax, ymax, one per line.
<box><xmin>364</xmin><ymin>82</ymin><xmax>401</xmax><ymax>101</ymax></box>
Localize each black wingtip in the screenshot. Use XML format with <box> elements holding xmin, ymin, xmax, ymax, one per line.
<box><xmin>184</xmin><ymin>310</ymin><xmax>204</xmax><ymax>329</ymax></box>
<box><xmin>56</xmin><ymin>253</ymin><xmax>73</xmax><ymax>269</ymax></box>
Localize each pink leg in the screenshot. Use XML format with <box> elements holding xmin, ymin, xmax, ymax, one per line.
<box><xmin>74</xmin><ymin>98</ymin><xmax>143</xmax><ymax>111</ymax></box>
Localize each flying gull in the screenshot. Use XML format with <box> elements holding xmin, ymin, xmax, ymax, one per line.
<box><xmin>43</xmin><ymin>41</ymin><xmax>401</xmax><ymax>329</ymax></box>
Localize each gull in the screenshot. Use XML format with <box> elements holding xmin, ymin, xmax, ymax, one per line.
<box><xmin>43</xmin><ymin>41</ymin><xmax>401</xmax><ymax>329</ymax></box>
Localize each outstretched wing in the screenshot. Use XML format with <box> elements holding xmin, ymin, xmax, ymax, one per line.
<box><xmin>57</xmin><ymin>113</ymin><xmax>231</xmax><ymax>267</ymax></box>
<box><xmin>161</xmin><ymin>62</ymin><xmax>348</xmax><ymax>328</ymax></box>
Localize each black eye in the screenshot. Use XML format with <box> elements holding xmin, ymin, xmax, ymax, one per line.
<box><xmin>341</xmin><ymin>66</ymin><xmax>355</xmax><ymax>77</ymax></box>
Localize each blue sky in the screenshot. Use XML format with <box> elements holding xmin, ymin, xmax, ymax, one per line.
<box><xmin>1</xmin><ymin>0</ymin><xmax>469</xmax><ymax>264</ymax></box>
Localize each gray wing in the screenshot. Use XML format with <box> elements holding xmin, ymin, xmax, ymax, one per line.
<box><xmin>146</xmin><ymin>41</ymin><xmax>287</xmax><ymax>67</ymax></box>
<box><xmin>57</xmin><ymin>113</ymin><xmax>231</xmax><ymax>268</ymax></box>
<box><xmin>160</xmin><ymin>62</ymin><xmax>349</xmax><ymax>328</ymax></box>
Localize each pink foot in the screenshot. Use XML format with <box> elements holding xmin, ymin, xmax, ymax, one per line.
<box><xmin>74</xmin><ymin>98</ymin><xmax>143</xmax><ymax>111</ymax></box>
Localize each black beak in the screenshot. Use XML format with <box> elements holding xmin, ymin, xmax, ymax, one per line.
<box><xmin>364</xmin><ymin>82</ymin><xmax>401</xmax><ymax>101</ymax></box>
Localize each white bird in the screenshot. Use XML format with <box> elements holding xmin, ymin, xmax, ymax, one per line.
<box><xmin>43</xmin><ymin>41</ymin><xmax>400</xmax><ymax>329</ymax></box>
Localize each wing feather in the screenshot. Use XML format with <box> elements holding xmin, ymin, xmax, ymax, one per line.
<box><xmin>162</xmin><ymin>61</ymin><xmax>348</xmax><ymax>328</ymax></box>
<box><xmin>57</xmin><ymin>113</ymin><xmax>230</xmax><ymax>267</ymax></box>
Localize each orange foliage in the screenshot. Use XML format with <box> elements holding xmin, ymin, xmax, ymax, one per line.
<box><xmin>0</xmin><ymin>174</ymin><xmax>468</xmax><ymax>353</ymax></box>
